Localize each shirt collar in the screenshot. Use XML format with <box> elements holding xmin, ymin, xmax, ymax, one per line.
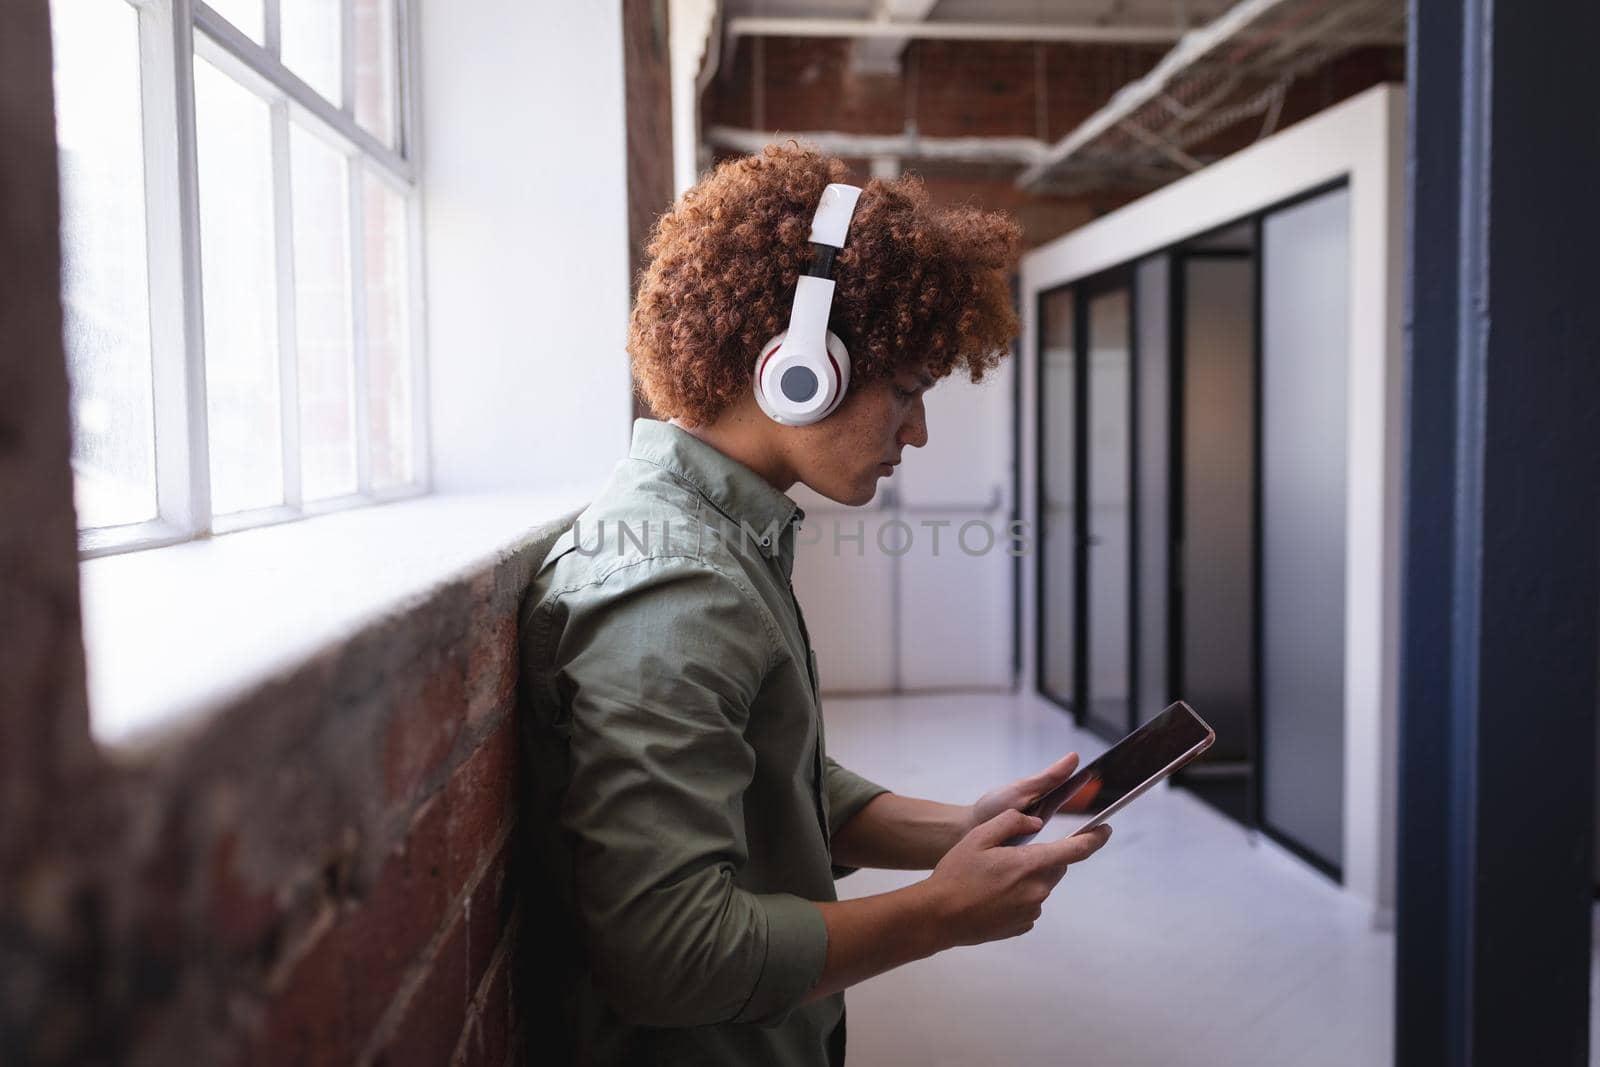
<box><xmin>629</xmin><ymin>419</ymin><xmax>804</xmax><ymax>560</ymax></box>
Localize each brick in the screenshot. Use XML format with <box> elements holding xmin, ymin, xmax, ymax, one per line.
<box><xmin>464</xmin><ymin>847</ymin><xmax>509</xmax><ymax>995</ymax></box>
<box><xmin>453</xmin><ymin>952</ymin><xmax>509</xmax><ymax>1067</ymax></box>
<box><xmin>445</xmin><ymin>724</ymin><xmax>516</xmax><ymax>883</ymax></box>
<box><xmin>248</xmin><ymin>909</ymin><xmax>360</xmax><ymax>1067</ymax></box>
<box><xmin>374</xmin><ymin>915</ymin><xmax>469</xmax><ymax>1067</ymax></box>
<box><xmin>129</xmin><ymin>808</ymin><xmax>189</xmax><ymax>1007</ymax></box>
<box><xmin>700</xmin><ymin>34</ymin><xmax>1399</xmax><ymax>251</ymax></box>
<box><xmin>465</xmin><ymin>608</ymin><xmax>517</xmax><ymax>725</ymax></box>
<box><xmin>0</xmin><ymin>0</ymin><xmax>94</xmax><ymax>876</ymax></box>
<box><xmin>384</xmin><ymin>650</ymin><xmax>468</xmax><ymax>803</ymax></box>
<box><xmin>208</xmin><ymin>831</ymin><xmax>282</xmax><ymax>962</ymax></box>
<box><xmin>341</xmin><ymin>795</ymin><xmax>453</xmax><ymax>1039</ymax></box>
<box><xmin>623</xmin><ymin>0</ymin><xmax>674</xmax><ymax>299</ymax></box>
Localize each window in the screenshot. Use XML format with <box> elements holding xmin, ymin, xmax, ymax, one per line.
<box><xmin>50</xmin><ymin>0</ymin><xmax>425</xmax><ymax>557</ymax></box>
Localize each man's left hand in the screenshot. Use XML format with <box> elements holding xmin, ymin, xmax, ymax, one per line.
<box><xmin>966</xmin><ymin>751</ymin><xmax>1081</xmax><ymax>833</ymax></box>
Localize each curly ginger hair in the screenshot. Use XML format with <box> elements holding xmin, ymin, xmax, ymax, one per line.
<box><xmin>628</xmin><ymin>144</ymin><xmax>1022</xmax><ymax>426</ymax></box>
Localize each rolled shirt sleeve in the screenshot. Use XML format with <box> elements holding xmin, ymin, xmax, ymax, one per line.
<box><xmin>823</xmin><ymin>757</ymin><xmax>889</xmax><ymax>838</ymax></box>
<box><xmin>551</xmin><ymin>556</ymin><xmax>829</xmax><ymax>1028</ymax></box>
<box><xmin>822</xmin><ymin>757</ymin><xmax>889</xmax><ymax>879</ymax></box>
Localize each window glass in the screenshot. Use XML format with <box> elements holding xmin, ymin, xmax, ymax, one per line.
<box><xmin>361</xmin><ymin>170</ymin><xmax>413</xmax><ymax>488</ymax></box>
<box><xmin>48</xmin><ymin>0</ymin><xmax>421</xmax><ymax>552</ymax></box>
<box><xmin>51</xmin><ymin>0</ymin><xmax>158</xmax><ymax>530</ymax></box>
<box><xmin>291</xmin><ymin>126</ymin><xmax>358</xmax><ymax>501</ymax></box>
<box><xmin>281</xmin><ymin>0</ymin><xmax>342</xmax><ymax>104</ymax></box>
<box><xmin>353</xmin><ymin>0</ymin><xmax>399</xmax><ymax>147</ymax></box>
<box><xmin>195</xmin><ymin>57</ymin><xmax>283</xmax><ymax>515</ymax></box>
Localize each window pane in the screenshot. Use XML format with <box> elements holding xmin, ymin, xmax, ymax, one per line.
<box><xmin>195</xmin><ymin>58</ymin><xmax>283</xmax><ymax>515</ymax></box>
<box><xmin>353</xmin><ymin>0</ymin><xmax>398</xmax><ymax>147</ymax></box>
<box><xmin>281</xmin><ymin>0</ymin><xmax>341</xmax><ymax>104</ymax></box>
<box><xmin>361</xmin><ymin>170</ymin><xmax>413</xmax><ymax>488</ymax></box>
<box><xmin>205</xmin><ymin>0</ymin><xmax>264</xmax><ymax>44</ymax></box>
<box><xmin>290</xmin><ymin>126</ymin><xmax>357</xmax><ymax>501</ymax></box>
<box><xmin>50</xmin><ymin>0</ymin><xmax>158</xmax><ymax>530</ymax></box>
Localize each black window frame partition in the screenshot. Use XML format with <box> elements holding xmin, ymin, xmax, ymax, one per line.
<box><xmin>1034</xmin><ymin>263</ymin><xmax>1137</xmax><ymax>739</ymax></box>
<box><xmin>1034</xmin><ymin>277</ymin><xmax>1077</xmax><ymax>716</ymax></box>
<box><xmin>1032</xmin><ymin>179</ymin><xmax>1354</xmax><ymax>890</ymax></box>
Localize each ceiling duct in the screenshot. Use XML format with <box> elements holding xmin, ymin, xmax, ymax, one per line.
<box><xmin>1015</xmin><ymin>0</ymin><xmax>1406</xmax><ymax>194</ymax></box>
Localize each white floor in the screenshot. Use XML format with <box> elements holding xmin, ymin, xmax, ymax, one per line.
<box><xmin>823</xmin><ymin>691</ymin><xmax>1396</xmax><ymax>1067</ymax></box>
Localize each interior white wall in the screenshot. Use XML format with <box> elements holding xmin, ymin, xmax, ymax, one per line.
<box><xmin>419</xmin><ymin>0</ymin><xmax>632</xmax><ymax>496</ymax></box>
<box><xmin>794</xmin><ymin>364</ymin><xmax>1016</xmax><ymax>695</ymax></box>
<box><xmin>1018</xmin><ymin>85</ymin><xmax>1407</xmax><ymax>923</ymax></box>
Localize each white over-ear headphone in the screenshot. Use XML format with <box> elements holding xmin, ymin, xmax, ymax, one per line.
<box><xmin>753</xmin><ymin>182</ymin><xmax>863</xmax><ymax>426</ymax></box>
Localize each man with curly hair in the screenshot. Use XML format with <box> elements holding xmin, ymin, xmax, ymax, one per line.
<box><xmin>519</xmin><ymin>145</ymin><xmax>1113</xmax><ymax>1066</ymax></box>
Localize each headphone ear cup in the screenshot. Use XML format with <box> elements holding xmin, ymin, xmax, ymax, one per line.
<box><xmin>821</xmin><ymin>330</ymin><xmax>851</xmax><ymax>418</ymax></box>
<box><xmin>753</xmin><ymin>329</ymin><xmax>850</xmax><ymax>426</ymax></box>
<box><xmin>753</xmin><ymin>332</ymin><xmax>789</xmax><ymax>424</ymax></box>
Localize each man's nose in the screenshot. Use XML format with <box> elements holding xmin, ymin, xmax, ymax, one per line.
<box><xmin>900</xmin><ymin>400</ymin><xmax>929</xmax><ymax>449</ymax></box>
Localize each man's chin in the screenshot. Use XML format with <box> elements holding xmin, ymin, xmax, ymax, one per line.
<box><xmin>846</xmin><ymin>477</ymin><xmax>882</xmax><ymax>507</ymax></box>
<box><xmin>806</xmin><ymin>481</ymin><xmax>878</xmax><ymax>508</ymax></box>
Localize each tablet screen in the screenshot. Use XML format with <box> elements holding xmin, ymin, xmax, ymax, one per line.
<box><xmin>1018</xmin><ymin>701</ymin><xmax>1214</xmax><ymax>839</ymax></box>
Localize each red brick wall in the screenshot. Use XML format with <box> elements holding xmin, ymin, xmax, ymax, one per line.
<box><xmin>623</xmin><ymin>0</ymin><xmax>674</xmax><ymax>421</ymax></box>
<box><xmin>702</xmin><ymin>35</ymin><xmax>1403</xmax><ymax>248</ymax></box>
<box><xmin>702</xmin><ymin>36</ymin><xmax>1164</xmax><ymax>248</ymax></box>
<box><xmin>0</xmin><ymin>6</ymin><xmax>570</xmax><ymax>1062</ymax></box>
<box><xmin>5</xmin><ymin>518</ymin><xmax>568</xmax><ymax>1066</ymax></box>
<box><xmin>0</xmin><ymin>0</ymin><xmax>99</xmax><ymax>1060</ymax></box>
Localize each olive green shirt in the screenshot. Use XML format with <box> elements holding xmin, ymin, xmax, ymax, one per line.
<box><xmin>518</xmin><ymin>418</ymin><xmax>889</xmax><ymax>1066</ymax></box>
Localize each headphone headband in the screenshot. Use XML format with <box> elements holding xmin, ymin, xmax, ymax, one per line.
<box><xmin>808</xmin><ymin>183</ymin><xmax>863</xmax><ymax>248</ymax></box>
<box><xmin>783</xmin><ymin>184</ymin><xmax>862</xmax><ymax>358</ymax></box>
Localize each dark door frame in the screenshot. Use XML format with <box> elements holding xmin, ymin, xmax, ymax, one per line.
<box><xmin>1395</xmin><ymin>1</ymin><xmax>1600</xmax><ymax>1063</ymax></box>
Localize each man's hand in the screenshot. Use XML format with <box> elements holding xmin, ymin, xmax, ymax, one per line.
<box><xmin>809</xmin><ymin>809</ymin><xmax>1113</xmax><ymax>1002</ymax></box>
<box><xmin>921</xmin><ymin>809</ymin><xmax>1113</xmax><ymax>946</ymax></box>
<box><xmin>966</xmin><ymin>751</ymin><xmax>1083</xmax><ymax>832</ymax></box>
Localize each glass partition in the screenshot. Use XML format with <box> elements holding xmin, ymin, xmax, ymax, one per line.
<box><xmin>1039</xmin><ymin>286</ymin><xmax>1077</xmax><ymax>708</ymax></box>
<box><xmin>1134</xmin><ymin>256</ymin><xmax>1171</xmax><ymax>728</ymax></box>
<box><xmin>1085</xmin><ymin>288</ymin><xmax>1132</xmax><ymax>737</ymax></box>
<box><xmin>1260</xmin><ymin>187</ymin><xmax>1351</xmax><ymax>872</ymax></box>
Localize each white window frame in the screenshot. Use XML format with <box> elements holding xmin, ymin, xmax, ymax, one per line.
<box><xmin>74</xmin><ymin>0</ymin><xmax>429</xmax><ymax>559</ymax></box>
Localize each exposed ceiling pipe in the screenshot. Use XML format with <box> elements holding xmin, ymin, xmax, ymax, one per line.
<box><xmin>727</xmin><ymin>16</ymin><xmax>1190</xmax><ymax>45</ymax></box>
<box><xmin>1013</xmin><ymin>0</ymin><xmax>1296</xmax><ymax>189</ymax></box>
<box><xmin>850</xmin><ymin>0</ymin><xmax>941</xmax><ymax>75</ymax></box>
<box><xmin>705</xmin><ymin>124</ymin><xmax>1050</xmax><ymax>167</ymax></box>
<box><xmin>1118</xmin><ymin>119</ymin><xmax>1204</xmax><ymax>172</ymax></box>
<box><xmin>726</xmin><ymin>11</ymin><xmax>1397</xmax><ymax>48</ymax></box>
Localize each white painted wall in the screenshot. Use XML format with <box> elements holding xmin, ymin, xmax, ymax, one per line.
<box><xmin>794</xmin><ymin>362</ymin><xmax>1016</xmax><ymax>695</ymax></box>
<box><xmin>419</xmin><ymin>0</ymin><xmax>633</xmax><ymax>496</ymax></box>
<box><xmin>1018</xmin><ymin>85</ymin><xmax>1407</xmax><ymax>923</ymax></box>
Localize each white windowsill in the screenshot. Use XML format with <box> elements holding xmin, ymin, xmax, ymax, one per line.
<box><xmin>79</xmin><ymin>491</ymin><xmax>584</xmax><ymax>753</ymax></box>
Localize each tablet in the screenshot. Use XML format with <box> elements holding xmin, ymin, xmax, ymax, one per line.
<box><xmin>1007</xmin><ymin>700</ymin><xmax>1216</xmax><ymax>845</ymax></box>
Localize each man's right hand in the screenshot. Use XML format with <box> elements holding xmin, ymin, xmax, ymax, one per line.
<box><xmin>918</xmin><ymin>808</ymin><xmax>1113</xmax><ymax>947</ymax></box>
